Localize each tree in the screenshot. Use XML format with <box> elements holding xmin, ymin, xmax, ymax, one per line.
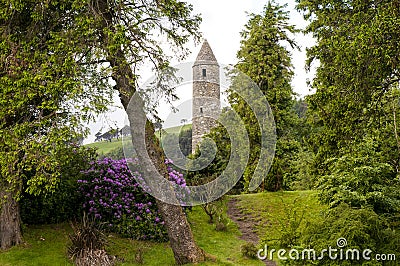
<box><xmin>0</xmin><ymin>0</ymin><xmax>111</xmax><ymax>249</ymax></box>
<box><xmin>297</xmin><ymin>0</ymin><xmax>400</xmax><ymax>194</ymax></box>
<box><xmin>294</xmin><ymin>0</ymin><xmax>400</xmax><ymax>257</ymax></box>
<box><xmin>297</xmin><ymin>0</ymin><xmax>400</xmax><ymax>174</ymax></box>
<box><xmin>228</xmin><ymin>1</ymin><xmax>300</xmax><ymax>191</ymax></box>
<box><xmin>0</xmin><ymin>2</ymin><xmax>207</xmax><ymax>262</ymax></box>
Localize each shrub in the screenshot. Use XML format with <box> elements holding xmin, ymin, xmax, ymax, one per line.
<box><xmin>318</xmin><ymin>138</ymin><xmax>400</xmax><ymax>215</ymax></box>
<box><xmin>283</xmin><ymin>203</ymin><xmax>400</xmax><ymax>266</ymax></box>
<box><xmin>241</xmin><ymin>242</ymin><xmax>258</xmax><ymax>259</ymax></box>
<box><xmin>215</xmin><ymin>217</ymin><xmax>228</xmax><ymax>232</ymax></box>
<box><xmin>68</xmin><ymin>214</ymin><xmax>115</xmax><ymax>266</ymax></box>
<box><xmin>20</xmin><ymin>145</ymin><xmax>97</xmax><ymax>224</ymax></box>
<box><xmin>78</xmin><ymin>157</ymin><xmax>187</xmax><ymax>241</ymax></box>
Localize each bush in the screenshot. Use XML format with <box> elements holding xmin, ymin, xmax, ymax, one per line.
<box><xmin>318</xmin><ymin>138</ymin><xmax>400</xmax><ymax>215</ymax></box>
<box><xmin>20</xmin><ymin>145</ymin><xmax>97</xmax><ymax>224</ymax></box>
<box><xmin>68</xmin><ymin>214</ymin><xmax>115</xmax><ymax>266</ymax></box>
<box><xmin>283</xmin><ymin>203</ymin><xmax>400</xmax><ymax>266</ymax></box>
<box><xmin>21</xmin><ymin>181</ymin><xmax>83</xmax><ymax>224</ymax></box>
<box><xmin>78</xmin><ymin>157</ymin><xmax>187</xmax><ymax>241</ymax></box>
<box><xmin>241</xmin><ymin>242</ymin><xmax>258</xmax><ymax>259</ymax></box>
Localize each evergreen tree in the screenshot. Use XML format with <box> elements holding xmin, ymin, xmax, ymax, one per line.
<box><xmin>297</xmin><ymin>0</ymin><xmax>400</xmax><ymax>174</ymax></box>
<box><xmin>293</xmin><ymin>0</ymin><xmax>400</xmax><ymax>259</ymax></box>
<box><xmin>297</xmin><ymin>0</ymin><xmax>400</xmax><ymax>205</ymax></box>
<box><xmin>229</xmin><ymin>1</ymin><xmax>300</xmax><ymax>191</ymax></box>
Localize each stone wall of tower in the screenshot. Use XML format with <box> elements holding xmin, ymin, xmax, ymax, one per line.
<box><xmin>192</xmin><ymin>46</ymin><xmax>220</xmax><ymax>153</ymax></box>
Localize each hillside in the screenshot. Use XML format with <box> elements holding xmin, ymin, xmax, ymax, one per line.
<box><xmin>86</xmin><ymin>124</ymin><xmax>192</xmax><ymax>155</ymax></box>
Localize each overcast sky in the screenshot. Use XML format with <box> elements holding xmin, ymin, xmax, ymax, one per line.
<box><xmin>85</xmin><ymin>0</ymin><xmax>315</xmax><ymax>143</ymax></box>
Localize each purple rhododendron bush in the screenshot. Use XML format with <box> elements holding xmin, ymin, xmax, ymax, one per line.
<box><xmin>78</xmin><ymin>157</ymin><xmax>187</xmax><ymax>242</ymax></box>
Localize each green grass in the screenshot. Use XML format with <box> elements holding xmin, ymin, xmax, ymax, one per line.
<box><xmin>106</xmin><ymin>237</ymin><xmax>175</xmax><ymax>266</ymax></box>
<box><xmin>0</xmin><ymin>224</ymin><xmax>73</xmax><ymax>266</ymax></box>
<box><xmin>106</xmin><ymin>203</ymin><xmax>263</xmax><ymax>266</ymax></box>
<box><xmin>0</xmin><ymin>192</ymin><xmax>324</xmax><ymax>265</ymax></box>
<box><xmin>233</xmin><ymin>191</ymin><xmax>325</xmax><ymax>243</ymax></box>
<box><xmin>232</xmin><ymin>190</ymin><xmax>326</xmax><ymax>264</ymax></box>
<box><xmin>187</xmin><ymin>200</ymin><xmax>264</xmax><ymax>266</ymax></box>
<box><xmin>161</xmin><ymin>124</ymin><xmax>191</xmax><ymax>135</ymax></box>
<box><xmin>86</xmin><ymin>124</ymin><xmax>192</xmax><ymax>155</ymax></box>
<box><xmin>0</xmin><ymin>201</ymin><xmax>262</xmax><ymax>265</ymax></box>
<box><xmin>85</xmin><ymin>138</ymin><xmax>130</xmax><ymax>155</ymax></box>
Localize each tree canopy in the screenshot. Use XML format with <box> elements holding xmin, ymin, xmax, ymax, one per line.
<box><xmin>294</xmin><ymin>0</ymin><xmax>400</xmax><ymax>260</ymax></box>
<box><xmin>297</xmin><ymin>0</ymin><xmax>400</xmax><ymax>168</ymax></box>
<box><xmin>229</xmin><ymin>1</ymin><xmax>300</xmax><ymax>191</ymax></box>
<box><xmin>0</xmin><ymin>1</ymin><xmax>206</xmax><ymax>262</ymax></box>
<box><xmin>0</xmin><ymin>0</ymin><xmax>113</xmax><ymax>249</ymax></box>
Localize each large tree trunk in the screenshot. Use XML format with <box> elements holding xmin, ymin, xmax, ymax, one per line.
<box><xmin>121</xmin><ymin>68</ymin><xmax>206</xmax><ymax>265</ymax></box>
<box><xmin>92</xmin><ymin>1</ymin><xmax>206</xmax><ymax>263</ymax></box>
<box><xmin>120</xmin><ymin>63</ymin><xmax>205</xmax><ymax>265</ymax></box>
<box><xmin>0</xmin><ymin>189</ymin><xmax>22</xmax><ymax>250</ymax></box>
<box><xmin>139</xmin><ymin>121</ymin><xmax>205</xmax><ymax>264</ymax></box>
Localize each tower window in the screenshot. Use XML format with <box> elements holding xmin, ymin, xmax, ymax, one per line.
<box><xmin>200</xmin><ymin>107</ymin><xmax>203</xmax><ymax>114</ymax></box>
<box><xmin>202</xmin><ymin>69</ymin><xmax>206</xmax><ymax>77</ymax></box>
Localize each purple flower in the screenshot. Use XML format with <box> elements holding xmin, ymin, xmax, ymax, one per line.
<box><xmin>78</xmin><ymin>156</ymin><xmax>187</xmax><ymax>240</ymax></box>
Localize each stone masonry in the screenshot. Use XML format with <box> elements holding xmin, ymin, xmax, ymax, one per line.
<box><xmin>192</xmin><ymin>40</ymin><xmax>220</xmax><ymax>153</ymax></box>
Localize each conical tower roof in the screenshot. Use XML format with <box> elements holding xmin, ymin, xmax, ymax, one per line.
<box><xmin>195</xmin><ymin>39</ymin><xmax>217</xmax><ymax>62</ymax></box>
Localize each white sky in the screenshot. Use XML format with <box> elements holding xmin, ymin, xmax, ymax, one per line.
<box><xmin>84</xmin><ymin>0</ymin><xmax>316</xmax><ymax>144</ymax></box>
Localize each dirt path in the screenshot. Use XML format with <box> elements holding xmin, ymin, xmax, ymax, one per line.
<box><xmin>227</xmin><ymin>198</ymin><xmax>276</xmax><ymax>266</ymax></box>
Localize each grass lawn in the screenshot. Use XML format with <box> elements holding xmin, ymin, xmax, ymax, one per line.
<box><xmin>160</xmin><ymin>124</ymin><xmax>191</xmax><ymax>135</ymax></box>
<box><xmin>0</xmin><ymin>203</ymin><xmax>262</xmax><ymax>265</ymax></box>
<box><xmin>86</xmin><ymin>124</ymin><xmax>192</xmax><ymax>155</ymax></box>
<box><xmin>85</xmin><ymin>138</ymin><xmax>131</xmax><ymax>155</ymax></box>
<box><xmin>0</xmin><ymin>224</ymin><xmax>73</xmax><ymax>266</ymax></box>
<box><xmin>0</xmin><ymin>191</ymin><xmax>324</xmax><ymax>265</ymax></box>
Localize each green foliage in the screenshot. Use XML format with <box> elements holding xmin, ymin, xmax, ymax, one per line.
<box><xmin>277</xmin><ymin>198</ymin><xmax>305</xmax><ymax>248</ymax></box>
<box><xmin>283</xmin><ymin>147</ymin><xmax>315</xmax><ymax>191</ymax></box>
<box><xmin>214</xmin><ymin>203</ymin><xmax>230</xmax><ymax>232</ymax></box>
<box><xmin>186</xmin><ymin>136</ymin><xmax>229</xmax><ymax>186</ymax></box>
<box><xmin>20</xmin><ymin>145</ymin><xmax>97</xmax><ymax>224</ymax></box>
<box><xmin>68</xmin><ymin>215</ymin><xmax>107</xmax><ymax>265</ymax></box>
<box><xmin>161</xmin><ymin>127</ymin><xmax>192</xmax><ymax>167</ymax></box>
<box><xmin>259</xmin><ymin>197</ymin><xmax>307</xmax><ymax>249</ymax></box>
<box><xmin>241</xmin><ymin>242</ymin><xmax>259</xmax><ymax>259</ymax></box>
<box><xmin>298</xmin><ymin>0</ymin><xmax>400</xmax><ymax>172</ymax></box>
<box><xmin>0</xmin><ymin>0</ymin><xmax>203</xmax><ymax>256</ymax></box>
<box><xmin>287</xmin><ymin>204</ymin><xmax>400</xmax><ymax>266</ymax></box>
<box><xmin>226</xmin><ymin>1</ymin><xmax>300</xmax><ymax>191</ymax></box>
<box><xmin>318</xmin><ymin>136</ymin><xmax>400</xmax><ymax>216</ymax></box>
<box><xmin>290</xmin><ymin>2</ymin><xmax>400</xmax><ymax>264</ymax></box>
<box><xmin>0</xmin><ymin>0</ymin><xmax>112</xmax><ymax>203</ymax></box>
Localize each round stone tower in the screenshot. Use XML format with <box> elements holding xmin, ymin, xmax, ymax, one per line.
<box><xmin>192</xmin><ymin>40</ymin><xmax>220</xmax><ymax>153</ymax></box>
